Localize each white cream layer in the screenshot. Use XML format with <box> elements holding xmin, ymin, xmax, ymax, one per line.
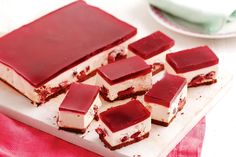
<box><xmin>145</xmin><ymin>84</ymin><xmax>187</xmax><ymax>124</ymax></box>
<box><xmin>0</xmin><ymin>37</ymin><xmax>134</xmax><ymax>103</ymax></box>
<box><xmin>165</xmin><ymin>62</ymin><xmax>218</xmax><ymax>83</ymax></box>
<box><xmin>99</xmin><ymin>116</ymin><xmax>151</xmax><ymax>147</ymax></box>
<box><xmin>96</xmin><ymin>72</ymin><xmax>152</xmax><ymax>101</ymax></box>
<box><xmin>58</xmin><ymin>94</ymin><xmax>102</xmax><ymax>130</ymax></box>
<box><xmin>128</xmin><ymin>50</ymin><xmax>170</xmax><ymax>65</ymax></box>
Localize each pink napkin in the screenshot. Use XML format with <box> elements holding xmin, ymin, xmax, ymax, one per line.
<box><xmin>0</xmin><ymin>113</ymin><xmax>205</xmax><ymax>157</ymax></box>
<box><xmin>168</xmin><ymin>117</ymin><xmax>206</xmax><ymax>157</ymax></box>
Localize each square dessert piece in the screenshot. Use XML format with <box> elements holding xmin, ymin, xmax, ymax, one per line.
<box><xmin>128</xmin><ymin>31</ymin><xmax>174</xmax><ymax>75</ymax></box>
<box><xmin>144</xmin><ymin>73</ymin><xmax>187</xmax><ymax>127</ymax></box>
<box><xmin>165</xmin><ymin>46</ymin><xmax>219</xmax><ymax>87</ymax></box>
<box><xmin>96</xmin><ymin>100</ymin><xmax>151</xmax><ymax>150</ymax></box>
<box><xmin>57</xmin><ymin>83</ymin><xmax>102</xmax><ymax>133</ymax></box>
<box><xmin>0</xmin><ymin>1</ymin><xmax>136</xmax><ymax>104</ymax></box>
<box><xmin>96</xmin><ymin>56</ymin><xmax>152</xmax><ymax>102</ymax></box>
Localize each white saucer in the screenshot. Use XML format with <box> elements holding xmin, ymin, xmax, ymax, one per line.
<box><xmin>148</xmin><ymin>5</ymin><xmax>236</xmax><ymax>39</ymax></box>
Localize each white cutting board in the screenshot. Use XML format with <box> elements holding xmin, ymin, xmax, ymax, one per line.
<box><xmin>0</xmin><ymin>69</ymin><xmax>232</xmax><ymax>157</ymax></box>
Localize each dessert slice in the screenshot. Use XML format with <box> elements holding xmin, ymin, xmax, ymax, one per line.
<box><xmin>0</xmin><ymin>1</ymin><xmax>136</xmax><ymax>105</ymax></box>
<box><xmin>165</xmin><ymin>46</ymin><xmax>219</xmax><ymax>87</ymax></box>
<box><xmin>57</xmin><ymin>83</ymin><xmax>102</xmax><ymax>133</ymax></box>
<box><xmin>96</xmin><ymin>56</ymin><xmax>152</xmax><ymax>102</ymax></box>
<box><xmin>96</xmin><ymin>100</ymin><xmax>151</xmax><ymax>150</ymax></box>
<box><xmin>128</xmin><ymin>31</ymin><xmax>174</xmax><ymax>75</ymax></box>
<box><xmin>144</xmin><ymin>73</ymin><xmax>187</xmax><ymax>126</ymax></box>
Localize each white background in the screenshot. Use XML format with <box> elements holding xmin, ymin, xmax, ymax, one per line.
<box><xmin>0</xmin><ymin>0</ymin><xmax>236</xmax><ymax>156</ymax></box>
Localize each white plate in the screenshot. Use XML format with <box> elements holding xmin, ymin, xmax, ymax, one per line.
<box><xmin>0</xmin><ymin>70</ymin><xmax>232</xmax><ymax>157</ymax></box>
<box><xmin>148</xmin><ymin>5</ymin><xmax>236</xmax><ymax>39</ymax></box>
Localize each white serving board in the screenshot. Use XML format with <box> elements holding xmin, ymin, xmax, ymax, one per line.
<box><xmin>0</xmin><ymin>69</ymin><xmax>232</xmax><ymax>157</ymax></box>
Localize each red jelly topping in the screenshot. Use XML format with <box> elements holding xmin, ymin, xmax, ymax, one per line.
<box><xmin>144</xmin><ymin>73</ymin><xmax>187</xmax><ymax>107</ymax></box>
<box><xmin>166</xmin><ymin>46</ymin><xmax>219</xmax><ymax>73</ymax></box>
<box><xmin>59</xmin><ymin>83</ymin><xmax>99</xmax><ymax>114</ymax></box>
<box><xmin>128</xmin><ymin>31</ymin><xmax>174</xmax><ymax>59</ymax></box>
<box><xmin>99</xmin><ymin>100</ymin><xmax>150</xmax><ymax>132</ymax></box>
<box><xmin>0</xmin><ymin>1</ymin><xmax>136</xmax><ymax>88</ymax></box>
<box><xmin>98</xmin><ymin>56</ymin><xmax>151</xmax><ymax>85</ymax></box>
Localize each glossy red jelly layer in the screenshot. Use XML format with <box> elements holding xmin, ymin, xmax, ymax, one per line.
<box><xmin>59</xmin><ymin>83</ymin><xmax>99</xmax><ymax>114</ymax></box>
<box><xmin>166</xmin><ymin>46</ymin><xmax>219</xmax><ymax>73</ymax></box>
<box><xmin>97</xmin><ymin>56</ymin><xmax>151</xmax><ymax>85</ymax></box>
<box><xmin>99</xmin><ymin>100</ymin><xmax>150</xmax><ymax>132</ymax></box>
<box><xmin>145</xmin><ymin>73</ymin><xmax>187</xmax><ymax>107</ymax></box>
<box><xmin>0</xmin><ymin>1</ymin><xmax>136</xmax><ymax>88</ymax></box>
<box><xmin>128</xmin><ymin>31</ymin><xmax>174</xmax><ymax>59</ymax></box>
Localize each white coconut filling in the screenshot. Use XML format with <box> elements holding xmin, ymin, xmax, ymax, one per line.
<box><xmin>96</xmin><ymin>72</ymin><xmax>152</xmax><ymax>101</ymax></box>
<box><xmin>58</xmin><ymin>94</ymin><xmax>102</xmax><ymax>130</ymax></box>
<box><xmin>0</xmin><ymin>37</ymin><xmax>135</xmax><ymax>103</ymax></box>
<box><xmin>128</xmin><ymin>49</ymin><xmax>170</xmax><ymax>65</ymax></box>
<box><xmin>165</xmin><ymin>62</ymin><xmax>218</xmax><ymax>83</ymax></box>
<box><xmin>145</xmin><ymin>84</ymin><xmax>187</xmax><ymax>123</ymax></box>
<box><xmin>99</xmin><ymin>116</ymin><xmax>151</xmax><ymax>147</ymax></box>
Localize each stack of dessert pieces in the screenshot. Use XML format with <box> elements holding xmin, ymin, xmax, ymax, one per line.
<box><xmin>56</xmin><ymin>29</ymin><xmax>218</xmax><ymax>150</ymax></box>
<box><xmin>93</xmin><ymin>32</ymin><xmax>218</xmax><ymax>150</ymax></box>
<box><xmin>0</xmin><ymin>1</ymin><xmax>219</xmax><ymax>151</ymax></box>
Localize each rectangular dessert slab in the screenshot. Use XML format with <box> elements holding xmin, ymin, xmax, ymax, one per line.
<box><xmin>144</xmin><ymin>73</ymin><xmax>187</xmax><ymax>126</ymax></box>
<box><xmin>58</xmin><ymin>83</ymin><xmax>101</xmax><ymax>133</ymax></box>
<box><xmin>166</xmin><ymin>46</ymin><xmax>218</xmax><ymax>73</ymax></box>
<box><xmin>96</xmin><ymin>100</ymin><xmax>151</xmax><ymax>150</ymax></box>
<box><xmin>97</xmin><ymin>56</ymin><xmax>152</xmax><ymax>101</ymax></box>
<box><xmin>166</xmin><ymin>46</ymin><xmax>219</xmax><ymax>87</ymax></box>
<box><xmin>128</xmin><ymin>31</ymin><xmax>174</xmax><ymax>75</ymax></box>
<box><xmin>128</xmin><ymin>31</ymin><xmax>174</xmax><ymax>59</ymax></box>
<box><xmin>0</xmin><ymin>1</ymin><xmax>136</xmax><ymax>104</ymax></box>
<box><xmin>0</xmin><ymin>69</ymin><xmax>232</xmax><ymax>157</ymax></box>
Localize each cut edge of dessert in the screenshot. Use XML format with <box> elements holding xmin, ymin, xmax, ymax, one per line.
<box><xmin>57</xmin><ymin>83</ymin><xmax>102</xmax><ymax>133</ymax></box>
<box><xmin>96</xmin><ymin>56</ymin><xmax>152</xmax><ymax>102</ymax></box>
<box><xmin>165</xmin><ymin>46</ymin><xmax>219</xmax><ymax>88</ymax></box>
<box><xmin>144</xmin><ymin>73</ymin><xmax>187</xmax><ymax>127</ymax></box>
<box><xmin>128</xmin><ymin>31</ymin><xmax>174</xmax><ymax>75</ymax></box>
<box><xmin>95</xmin><ymin>100</ymin><xmax>151</xmax><ymax>150</ymax></box>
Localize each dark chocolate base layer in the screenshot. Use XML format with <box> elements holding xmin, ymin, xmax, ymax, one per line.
<box><xmin>98</xmin><ymin>132</ymin><xmax>149</xmax><ymax>150</ymax></box>
<box><xmin>151</xmin><ymin>116</ymin><xmax>176</xmax><ymax>127</ymax></box>
<box><xmin>59</xmin><ymin>127</ymin><xmax>86</xmax><ymax>134</ymax></box>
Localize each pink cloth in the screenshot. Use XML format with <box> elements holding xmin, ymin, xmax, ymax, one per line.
<box><xmin>168</xmin><ymin>117</ymin><xmax>206</xmax><ymax>157</ymax></box>
<box><xmin>0</xmin><ymin>113</ymin><xmax>205</xmax><ymax>157</ymax></box>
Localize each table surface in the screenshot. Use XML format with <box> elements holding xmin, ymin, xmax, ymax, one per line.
<box><xmin>0</xmin><ymin>0</ymin><xmax>236</xmax><ymax>157</ymax></box>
